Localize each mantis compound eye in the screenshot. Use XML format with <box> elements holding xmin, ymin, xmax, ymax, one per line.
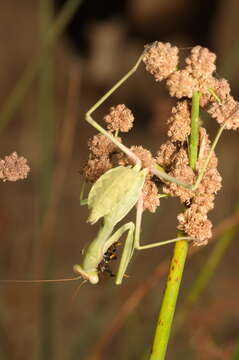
<box><xmin>73</xmin><ymin>265</ymin><xmax>99</xmax><ymax>284</ymax></box>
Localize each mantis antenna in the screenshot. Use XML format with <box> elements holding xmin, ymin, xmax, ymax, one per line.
<box><xmin>0</xmin><ymin>276</ymin><xmax>82</xmax><ymax>284</ymax></box>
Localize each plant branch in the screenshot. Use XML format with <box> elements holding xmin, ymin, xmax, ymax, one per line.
<box><xmin>149</xmin><ymin>91</ymin><xmax>201</xmax><ymax>360</ymax></box>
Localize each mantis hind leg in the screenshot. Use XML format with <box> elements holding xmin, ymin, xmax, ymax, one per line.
<box><xmin>104</xmin><ymin>222</ymin><xmax>135</xmax><ymax>285</ymax></box>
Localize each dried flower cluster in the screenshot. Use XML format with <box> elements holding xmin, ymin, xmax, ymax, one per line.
<box><xmin>0</xmin><ymin>152</ymin><xmax>30</xmax><ymax>182</ymax></box>
<box><xmin>208</xmin><ymin>96</ymin><xmax>239</xmax><ymax>130</ymax></box>
<box><xmin>118</xmin><ymin>145</ymin><xmax>157</xmax><ymax>171</ymax></box>
<box><xmin>156</xmin><ymin>127</ymin><xmax>222</xmax><ymax>245</ymax></box>
<box><xmin>82</xmin><ymin>42</ymin><xmax>238</xmax><ymax>246</ymax></box>
<box><xmin>143</xmin><ymin>42</ymin><xmax>179</xmax><ymax>81</ymax></box>
<box><xmin>103</xmin><ymin>104</ymin><xmax>134</xmax><ymax>132</ymax></box>
<box><xmin>166</xmin><ymin>46</ymin><xmax>216</xmax><ymax>98</ymax></box>
<box><xmin>167</xmin><ymin>101</ymin><xmax>191</xmax><ymax>142</ymax></box>
<box><xmin>143</xmin><ymin>43</ymin><xmax>239</xmax><ymax>130</ymax></box>
<box><xmin>178</xmin><ymin>128</ymin><xmax>222</xmax><ymax>244</ymax></box>
<box><xmin>82</xmin><ymin>105</ymin><xmax>135</xmax><ymax>183</ymax></box>
<box><xmin>161</xmin><ymin>147</ymin><xmax>195</xmax><ymax>204</ymax></box>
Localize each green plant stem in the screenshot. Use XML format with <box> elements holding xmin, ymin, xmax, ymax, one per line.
<box><xmin>149</xmin><ymin>238</ymin><xmax>188</xmax><ymax>360</ymax></box>
<box><xmin>0</xmin><ymin>0</ymin><xmax>82</xmax><ymax>133</ymax></box>
<box><xmin>189</xmin><ymin>91</ymin><xmax>200</xmax><ymax>169</ymax></box>
<box><xmin>149</xmin><ymin>91</ymin><xmax>200</xmax><ymax>360</ymax></box>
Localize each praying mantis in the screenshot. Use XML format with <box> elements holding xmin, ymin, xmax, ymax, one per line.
<box><xmin>73</xmin><ymin>54</ymin><xmax>228</xmax><ymax>285</ymax></box>
<box><xmin>74</xmin><ymin>165</ymin><xmax>193</xmax><ymax>285</ymax></box>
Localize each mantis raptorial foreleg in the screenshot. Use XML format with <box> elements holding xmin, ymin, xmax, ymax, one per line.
<box><xmin>102</xmin><ymin>222</ymin><xmax>135</xmax><ymax>285</ymax></box>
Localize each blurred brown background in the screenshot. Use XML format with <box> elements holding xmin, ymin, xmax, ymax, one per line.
<box><xmin>0</xmin><ymin>1</ymin><xmax>239</xmax><ymax>359</ymax></box>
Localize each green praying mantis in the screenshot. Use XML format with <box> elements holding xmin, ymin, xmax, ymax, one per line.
<box><xmin>73</xmin><ymin>54</ymin><xmax>228</xmax><ymax>285</ymax></box>
<box><xmin>74</xmin><ymin>165</ymin><xmax>193</xmax><ymax>285</ymax></box>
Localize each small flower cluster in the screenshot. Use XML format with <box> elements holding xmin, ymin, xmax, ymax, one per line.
<box><xmin>0</xmin><ymin>152</ymin><xmax>30</xmax><ymax>182</ymax></box>
<box><xmin>82</xmin><ymin>42</ymin><xmax>238</xmax><ymax>245</ymax></box>
<box><xmin>143</xmin><ymin>42</ymin><xmax>239</xmax><ymax>130</ymax></box>
<box><xmin>146</xmin><ymin>44</ymin><xmax>223</xmax><ymax>244</ymax></box>
<box><xmin>178</xmin><ymin>128</ymin><xmax>222</xmax><ymax>245</ymax></box>
<box><xmin>82</xmin><ymin>134</ymin><xmax>115</xmax><ymax>183</ymax></box>
<box><xmin>167</xmin><ymin>101</ymin><xmax>191</xmax><ymax>142</ymax></box>
<box><xmin>83</xmin><ymin>104</ymin><xmax>135</xmax><ymax>182</ymax></box>
<box><xmin>142</xmin><ymin>42</ymin><xmax>179</xmax><ymax>81</ymax></box>
<box><xmin>156</xmin><ymin>125</ymin><xmax>222</xmax><ymax>245</ymax></box>
<box><xmin>103</xmin><ymin>104</ymin><xmax>134</xmax><ymax>132</ymax></box>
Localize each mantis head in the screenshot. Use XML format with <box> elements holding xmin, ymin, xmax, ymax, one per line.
<box><xmin>73</xmin><ymin>264</ymin><xmax>99</xmax><ymax>284</ymax></box>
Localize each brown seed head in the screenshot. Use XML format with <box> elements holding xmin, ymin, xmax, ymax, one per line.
<box><xmin>143</xmin><ymin>41</ymin><xmax>179</xmax><ymax>81</ymax></box>
<box><xmin>142</xmin><ymin>180</ymin><xmax>160</xmax><ymax>213</ymax></box>
<box><xmin>0</xmin><ymin>152</ymin><xmax>30</xmax><ymax>182</ymax></box>
<box><xmin>200</xmin><ymin>77</ymin><xmax>231</xmax><ymax>107</ymax></box>
<box><xmin>166</xmin><ymin>69</ymin><xmax>197</xmax><ymax>98</ymax></box>
<box><xmin>163</xmin><ymin>148</ymin><xmax>195</xmax><ymax>203</ymax></box>
<box><xmin>213</xmin><ymin>78</ymin><xmax>231</xmax><ymax>101</ymax></box>
<box><xmin>200</xmin><ymin>168</ymin><xmax>222</xmax><ymax>195</ymax></box>
<box><xmin>185</xmin><ymin>46</ymin><xmax>216</xmax><ymax>78</ymax></box>
<box><xmin>208</xmin><ymin>95</ymin><xmax>239</xmax><ymax>130</ymax></box>
<box><xmin>118</xmin><ymin>145</ymin><xmax>157</xmax><ymax>171</ymax></box>
<box><xmin>156</xmin><ymin>141</ymin><xmax>177</xmax><ymax>169</ymax></box>
<box><xmin>177</xmin><ymin>205</ymin><xmax>212</xmax><ymax>245</ymax></box>
<box><xmin>192</xmin><ymin>127</ymin><xmax>222</xmax><ymax>211</ymax></box>
<box><xmin>88</xmin><ymin>133</ymin><xmax>121</xmax><ymax>157</ymax></box>
<box><xmin>167</xmin><ymin>100</ymin><xmax>191</xmax><ymax>142</ymax></box>
<box><xmin>104</xmin><ymin>104</ymin><xmax>134</xmax><ymax>132</ymax></box>
<box><xmin>192</xmin><ymin>193</ymin><xmax>215</xmax><ymax>215</ymax></box>
<box><xmin>82</xmin><ymin>156</ymin><xmax>112</xmax><ymax>183</ymax></box>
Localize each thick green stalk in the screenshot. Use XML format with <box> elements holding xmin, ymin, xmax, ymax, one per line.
<box><xmin>149</xmin><ymin>238</ymin><xmax>188</xmax><ymax>360</ymax></box>
<box><xmin>0</xmin><ymin>0</ymin><xmax>82</xmax><ymax>133</ymax></box>
<box><xmin>149</xmin><ymin>92</ymin><xmax>200</xmax><ymax>360</ymax></box>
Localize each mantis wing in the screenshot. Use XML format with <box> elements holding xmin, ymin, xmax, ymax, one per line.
<box><xmin>88</xmin><ymin>166</ymin><xmax>146</xmax><ymax>225</ymax></box>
